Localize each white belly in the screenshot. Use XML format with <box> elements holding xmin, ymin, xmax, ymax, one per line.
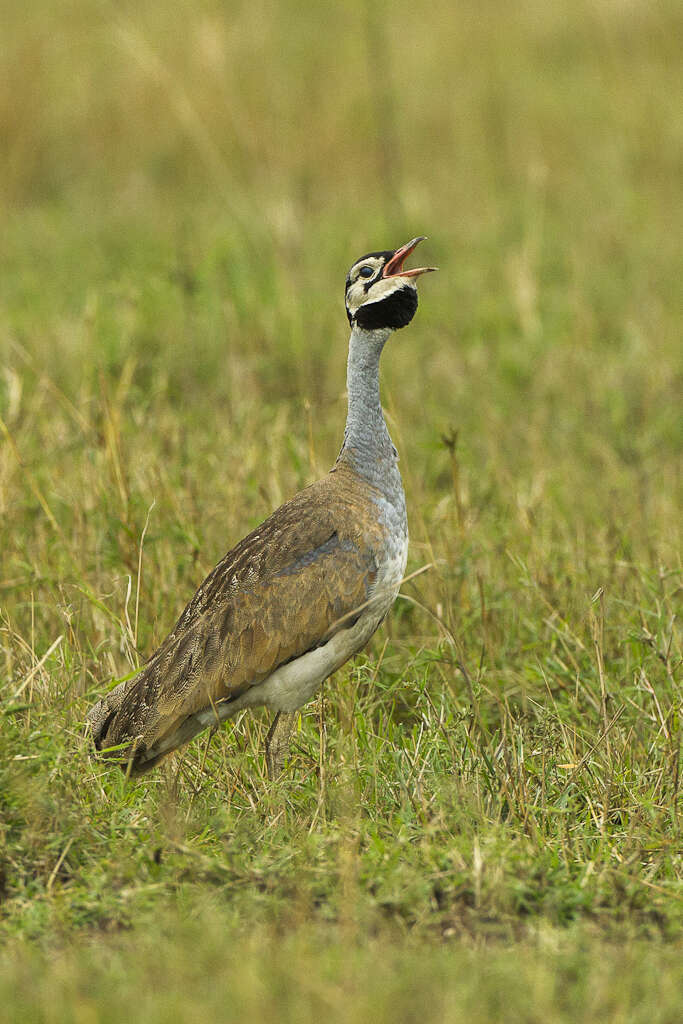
<box><xmin>248</xmin><ymin>614</ymin><xmax>380</xmax><ymax>712</ymax></box>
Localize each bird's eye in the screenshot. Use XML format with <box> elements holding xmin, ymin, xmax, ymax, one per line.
<box><xmin>358</xmin><ymin>266</ymin><xmax>374</xmax><ymax>279</ymax></box>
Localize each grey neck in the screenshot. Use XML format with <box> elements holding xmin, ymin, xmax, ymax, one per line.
<box><xmin>336</xmin><ymin>324</ymin><xmax>400</xmax><ymax>491</ymax></box>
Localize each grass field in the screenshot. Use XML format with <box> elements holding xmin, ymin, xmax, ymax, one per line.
<box><xmin>1</xmin><ymin>0</ymin><xmax>682</xmax><ymax>1019</ymax></box>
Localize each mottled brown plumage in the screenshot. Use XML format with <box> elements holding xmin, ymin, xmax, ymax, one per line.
<box><xmin>89</xmin><ymin>464</ymin><xmax>383</xmax><ymax>767</ymax></box>
<box><xmin>87</xmin><ymin>236</ymin><xmax>435</xmax><ymax>775</ymax></box>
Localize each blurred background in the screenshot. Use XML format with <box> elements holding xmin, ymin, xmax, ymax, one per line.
<box><xmin>2</xmin><ymin>0</ymin><xmax>679</xmax><ymax>647</ymax></box>
<box><xmin>1</xmin><ymin>0</ymin><xmax>681</xmax><ymax>651</ymax></box>
<box><xmin>2</xmin><ymin>0</ymin><xmax>681</xmax><ymax>613</ymax></box>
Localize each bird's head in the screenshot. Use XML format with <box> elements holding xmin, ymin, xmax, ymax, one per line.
<box><xmin>345</xmin><ymin>236</ymin><xmax>437</xmax><ymax>331</ymax></box>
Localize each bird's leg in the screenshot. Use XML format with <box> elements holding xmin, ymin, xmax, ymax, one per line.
<box><xmin>265</xmin><ymin>710</ymin><xmax>298</xmax><ymax>779</ymax></box>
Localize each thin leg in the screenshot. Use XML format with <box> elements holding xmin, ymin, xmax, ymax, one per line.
<box><xmin>265</xmin><ymin>710</ymin><xmax>298</xmax><ymax>779</ymax></box>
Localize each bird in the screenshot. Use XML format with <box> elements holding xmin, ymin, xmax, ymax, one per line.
<box><xmin>87</xmin><ymin>236</ymin><xmax>436</xmax><ymax>777</ymax></box>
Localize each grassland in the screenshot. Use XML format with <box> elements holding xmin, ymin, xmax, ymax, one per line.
<box><xmin>1</xmin><ymin>0</ymin><xmax>682</xmax><ymax>1019</ymax></box>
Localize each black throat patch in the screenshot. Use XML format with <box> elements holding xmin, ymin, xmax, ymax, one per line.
<box><xmin>354</xmin><ymin>285</ymin><xmax>418</xmax><ymax>331</ymax></box>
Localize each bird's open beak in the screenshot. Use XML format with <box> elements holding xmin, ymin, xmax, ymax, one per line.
<box><xmin>383</xmin><ymin>236</ymin><xmax>438</xmax><ymax>279</ymax></box>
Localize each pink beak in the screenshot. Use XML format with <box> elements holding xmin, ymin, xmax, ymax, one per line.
<box><xmin>382</xmin><ymin>236</ymin><xmax>438</xmax><ymax>279</ymax></box>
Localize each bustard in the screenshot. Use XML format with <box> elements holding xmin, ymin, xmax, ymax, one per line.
<box><xmin>87</xmin><ymin>236</ymin><xmax>436</xmax><ymax>776</ymax></box>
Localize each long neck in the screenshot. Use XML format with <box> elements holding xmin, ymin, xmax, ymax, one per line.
<box><xmin>337</xmin><ymin>324</ymin><xmax>398</xmax><ymax>482</ymax></box>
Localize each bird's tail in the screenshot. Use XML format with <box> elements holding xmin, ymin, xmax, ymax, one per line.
<box><xmin>86</xmin><ymin>669</ymin><xmax>245</xmax><ymax>775</ymax></box>
<box><xmin>86</xmin><ymin>674</ymin><xmax>154</xmax><ymax>774</ymax></box>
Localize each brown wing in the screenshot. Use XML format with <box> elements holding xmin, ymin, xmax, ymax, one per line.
<box><xmin>87</xmin><ymin>471</ymin><xmax>381</xmax><ymax>763</ymax></box>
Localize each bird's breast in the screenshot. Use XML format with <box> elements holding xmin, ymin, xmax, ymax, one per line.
<box><xmin>368</xmin><ymin>485</ymin><xmax>409</xmax><ymax>614</ymax></box>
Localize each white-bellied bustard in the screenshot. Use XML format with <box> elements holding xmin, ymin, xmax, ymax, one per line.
<box><xmin>87</xmin><ymin>237</ymin><xmax>436</xmax><ymax>776</ymax></box>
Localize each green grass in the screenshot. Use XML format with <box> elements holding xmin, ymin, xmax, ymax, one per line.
<box><xmin>1</xmin><ymin>0</ymin><xmax>681</xmax><ymax>1019</ymax></box>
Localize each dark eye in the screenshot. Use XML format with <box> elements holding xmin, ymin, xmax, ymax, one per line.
<box><xmin>358</xmin><ymin>266</ymin><xmax>374</xmax><ymax>279</ymax></box>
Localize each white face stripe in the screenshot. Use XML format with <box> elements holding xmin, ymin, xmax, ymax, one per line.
<box><xmin>345</xmin><ymin>270</ymin><xmax>417</xmax><ymax>318</ymax></box>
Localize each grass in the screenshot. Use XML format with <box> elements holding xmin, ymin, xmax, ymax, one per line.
<box><xmin>1</xmin><ymin>0</ymin><xmax>682</xmax><ymax>1019</ymax></box>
